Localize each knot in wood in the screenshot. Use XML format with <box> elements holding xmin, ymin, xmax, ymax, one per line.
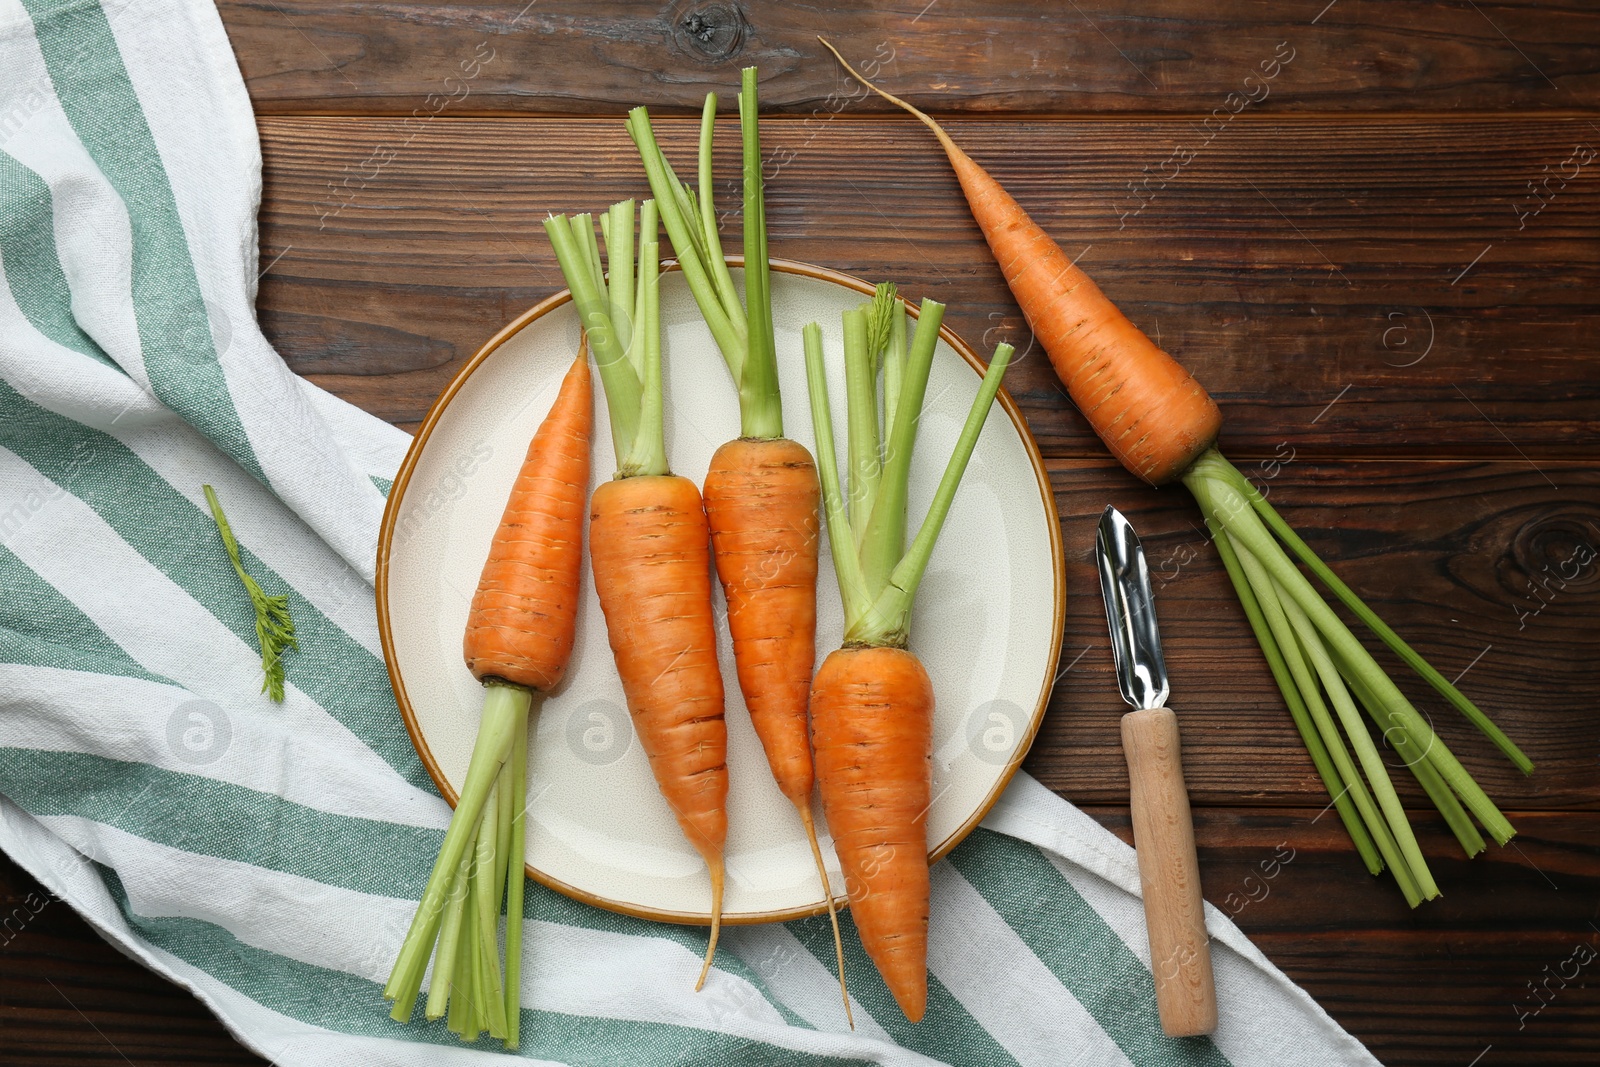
<box><xmin>673</xmin><ymin>3</ymin><xmax>748</xmax><ymax>61</ymax></box>
<box><xmin>1512</xmin><ymin>509</ymin><xmax>1600</xmax><ymax>595</ymax></box>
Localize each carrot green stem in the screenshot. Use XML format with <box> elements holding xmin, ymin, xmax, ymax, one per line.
<box><xmin>1331</xmin><ymin>647</ymin><xmax>1487</xmax><ymax>858</ymax></box>
<box><xmin>457</xmin><ymin>871</ymin><xmax>481</xmax><ymax>1039</ymax></box>
<box><xmin>574</xmin><ymin>215</ymin><xmax>606</xmax><ymax>321</ymax></box>
<box><xmin>842</xmin><ymin>307</ymin><xmax>880</xmax><ymax>548</ymax></box>
<box><xmin>385</xmin><ymin>682</ymin><xmax>529</xmax><ymax>1019</ymax></box>
<box><xmin>471</xmin><ymin>781</ymin><xmax>509</xmax><ymax>1040</ymax></box>
<box><xmin>503</xmin><ymin>707</ymin><xmax>529</xmax><ymax>1049</ymax></box>
<box><xmin>627</xmin><ymin>108</ymin><xmax>745</xmax><ymax>377</ymax></box>
<box><xmin>1207</xmin><ymin>512</ymin><xmax>1382</xmax><ymax>874</ymax></box>
<box><xmin>863</xmin><ymin>280</ymin><xmax>896</xmax><ymax>372</ymax></box>
<box><xmin>543</xmin><ymin>210</ymin><xmax>642</xmax><ymax>466</ymax></box>
<box><xmin>807</xmin><ymin>292</ymin><xmax>1013</xmax><ymax>643</ymax></box>
<box><xmin>1206</xmin><ymin>503</ymin><xmax>1401</xmax><ymax>884</ymax></box>
<box><xmin>701</xmin><ymin>94</ymin><xmax>744</xmax><ymax>327</ymax></box>
<box><xmin>1392</xmin><ymin>738</ymin><xmax>1486</xmax><ymax>858</ymax></box>
<box><xmin>202</xmin><ymin>485</ymin><xmax>297</xmax><ymax>702</ymax></box>
<box><xmin>883</xmin><ymin>299</ymin><xmax>908</xmax><ymax>431</ymax></box>
<box><xmin>736</xmin><ymin>66</ymin><xmax>782</xmax><ymax>440</ymax></box>
<box><xmin>1274</xmin><ymin>579</ymin><xmax>1439</xmax><ymax>900</ymax></box>
<box><xmin>464</xmin><ymin>870</ymin><xmax>486</xmax><ymax>1039</ymax></box>
<box><xmin>860</xmin><ymin>295</ymin><xmax>941</xmax><ymax>598</ymax></box>
<box><xmin>602</xmin><ymin>201</ymin><xmax>635</xmax><ymax>366</ymax></box>
<box><xmin>623</xmin><ymin>200</ymin><xmax>665</xmax><ymax>478</ymax></box>
<box><xmin>1216</xmin><ymin>526</ymin><xmax>1422</xmax><ymax>905</ymax></box>
<box><xmin>804</xmin><ymin>323</ymin><xmax>869</xmax><ymax>625</ymax></box>
<box><xmin>1188</xmin><ymin>455</ymin><xmax>1517</xmax><ymax>848</ymax></box>
<box><xmin>493</xmin><ymin>760</ymin><xmax>511</xmax><ymax>914</ymax></box>
<box><xmin>1207</xmin><ymin>457</ymin><xmax>1532</xmax><ymax>775</ymax></box>
<box><xmin>473</xmin><ymin>813</ymin><xmax>507</xmax><ymax>1039</ymax></box>
<box><xmin>544</xmin><ymin>203</ymin><xmax>667</xmax><ymax>479</ymax></box>
<box><xmin>447</xmin><ymin>898</ymin><xmax>472</xmax><ymax>1034</ymax></box>
<box><xmin>859</xmin><ymin>342</ymin><xmax>1014</xmax><ymax>647</ymax></box>
<box><xmin>882</xmin><ymin>298</ymin><xmax>908</xmax><ymax>442</ymax></box>
<box><xmin>626</xmin><ymin>84</ymin><xmax>786</xmax><ymax>438</ymax></box>
<box><xmin>424</xmin><ymin>853</ymin><xmax>471</xmax><ymax>1020</ymax></box>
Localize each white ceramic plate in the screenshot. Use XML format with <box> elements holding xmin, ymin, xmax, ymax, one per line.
<box><xmin>378</xmin><ymin>261</ymin><xmax>1064</xmax><ymax>925</ymax></box>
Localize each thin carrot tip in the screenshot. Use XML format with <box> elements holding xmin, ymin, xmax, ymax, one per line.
<box><xmin>695</xmin><ymin>921</ymin><xmax>720</xmax><ymax>991</ymax></box>
<box><xmin>800</xmin><ymin>802</ymin><xmax>853</xmax><ymax>1028</ymax></box>
<box><xmin>695</xmin><ymin>856</ymin><xmax>725</xmax><ymax>991</ymax></box>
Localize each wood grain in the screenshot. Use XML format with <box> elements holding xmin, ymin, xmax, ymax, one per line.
<box><xmin>1174</xmin><ymin>808</ymin><xmax>1600</xmax><ymax>1067</ymax></box>
<box><xmin>217</xmin><ymin>0</ymin><xmax>1600</xmax><ymax>114</ymax></box>
<box><xmin>0</xmin><ymin>855</ymin><xmax>268</xmax><ymax>1065</ymax></box>
<box><xmin>256</xmin><ymin>115</ymin><xmax>1600</xmax><ymax>452</ymax></box>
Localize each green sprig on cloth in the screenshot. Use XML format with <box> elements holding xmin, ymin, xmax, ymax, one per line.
<box><xmin>203</xmin><ymin>484</ymin><xmax>297</xmax><ymax>701</ymax></box>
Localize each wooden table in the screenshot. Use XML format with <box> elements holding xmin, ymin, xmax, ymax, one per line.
<box><xmin>3</xmin><ymin>3</ymin><xmax>1597</xmax><ymax>1064</ymax></box>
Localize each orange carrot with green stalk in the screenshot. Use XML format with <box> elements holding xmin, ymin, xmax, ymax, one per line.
<box><xmin>627</xmin><ymin>68</ymin><xmax>852</xmax><ymax>1021</ymax></box>
<box><xmin>384</xmin><ymin>342</ymin><xmax>592</xmax><ymax>1048</ymax></box>
<box><xmin>804</xmin><ymin>284</ymin><xmax>1015</xmax><ymax>1022</ymax></box>
<box><xmin>822</xmin><ymin>38</ymin><xmax>1531</xmax><ymax>907</ymax></box>
<box><xmin>543</xmin><ymin>198</ymin><xmax>730</xmax><ymax>990</ymax></box>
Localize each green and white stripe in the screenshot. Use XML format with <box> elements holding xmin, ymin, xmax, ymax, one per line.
<box><xmin>0</xmin><ymin>0</ymin><xmax>1380</xmax><ymax>1062</ymax></box>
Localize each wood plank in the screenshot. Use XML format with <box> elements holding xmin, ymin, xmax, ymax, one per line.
<box><xmin>1123</xmin><ymin>808</ymin><xmax>1600</xmax><ymax>1067</ymax></box>
<box><xmin>0</xmin><ymin>857</ymin><xmax>267</xmax><ymax>1065</ymax></box>
<box><xmin>1027</xmin><ymin>458</ymin><xmax>1600</xmax><ymax>811</ymax></box>
<box><xmin>256</xmin><ymin>115</ymin><xmax>1600</xmax><ymax>453</ymax></box>
<box><xmin>217</xmin><ymin>0</ymin><xmax>1600</xmax><ymax>114</ymax></box>
<box><xmin>7</xmin><ymin>809</ymin><xmax>1595</xmax><ymax>1067</ymax></box>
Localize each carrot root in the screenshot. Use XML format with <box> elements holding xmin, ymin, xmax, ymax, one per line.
<box><xmin>799</xmin><ymin>801</ymin><xmax>853</xmax><ymax>1028</ymax></box>
<box><xmin>703</xmin><ymin>437</ymin><xmax>849</xmax><ymax>1011</ymax></box>
<box><xmin>695</xmin><ymin>852</ymin><xmax>725</xmax><ymax>991</ymax></box>
<box><xmin>703</xmin><ymin>436</ymin><xmax>820</xmax><ymax>802</ymax></box>
<box><xmin>589</xmin><ymin>472</ymin><xmax>729</xmax><ymax>988</ymax></box>
<box><xmin>811</xmin><ymin>645</ymin><xmax>933</xmax><ymax>1023</ymax></box>
<box><xmin>820</xmin><ymin>37</ymin><xmax>1221</xmax><ymax>486</ymax></box>
<box><xmin>463</xmin><ymin>347</ymin><xmax>593</xmax><ymax>688</ymax></box>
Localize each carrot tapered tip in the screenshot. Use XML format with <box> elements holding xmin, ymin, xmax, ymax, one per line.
<box><xmin>798</xmin><ymin>801</ymin><xmax>853</xmax><ymax>1029</ymax></box>
<box><xmin>695</xmin><ymin>854</ymin><xmax>725</xmax><ymax>991</ymax></box>
<box><xmin>819</xmin><ymin>37</ymin><xmax>965</xmax><ymax>162</ymax></box>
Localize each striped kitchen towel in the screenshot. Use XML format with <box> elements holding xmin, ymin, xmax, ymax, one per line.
<box><xmin>0</xmin><ymin>0</ymin><xmax>1381</xmax><ymax>1063</ymax></box>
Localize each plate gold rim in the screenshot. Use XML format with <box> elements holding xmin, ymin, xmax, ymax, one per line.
<box><xmin>375</xmin><ymin>257</ymin><xmax>1066</xmax><ymax>927</ymax></box>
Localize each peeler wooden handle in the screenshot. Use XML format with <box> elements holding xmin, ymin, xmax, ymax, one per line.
<box><xmin>1121</xmin><ymin>706</ymin><xmax>1218</xmax><ymax>1037</ymax></box>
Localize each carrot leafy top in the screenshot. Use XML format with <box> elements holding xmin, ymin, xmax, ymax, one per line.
<box><xmin>543</xmin><ymin>200</ymin><xmax>666</xmax><ymax>479</ymax></box>
<box><xmin>626</xmin><ymin>66</ymin><xmax>782</xmax><ymax>441</ymax></box>
<box><xmin>804</xmin><ymin>287</ymin><xmax>1014</xmax><ymax>648</ymax></box>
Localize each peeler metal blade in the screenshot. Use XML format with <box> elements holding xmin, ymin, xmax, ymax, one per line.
<box><xmin>1095</xmin><ymin>505</ymin><xmax>1170</xmax><ymax>711</ymax></box>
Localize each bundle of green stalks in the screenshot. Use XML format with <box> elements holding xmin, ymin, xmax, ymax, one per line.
<box><xmin>1186</xmin><ymin>453</ymin><xmax>1530</xmax><ymax>905</ymax></box>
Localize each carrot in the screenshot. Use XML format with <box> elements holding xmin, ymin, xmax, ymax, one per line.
<box><xmin>822</xmin><ymin>39</ymin><xmax>1532</xmax><ymax>906</ymax></box>
<box><xmin>628</xmin><ymin>68</ymin><xmax>852</xmax><ymax>1021</ymax></box>
<box><xmin>589</xmin><ymin>473</ymin><xmax>727</xmax><ymax>919</ymax></box>
<box><xmin>802</xmin><ymin>283</ymin><xmax>1015</xmax><ymax>1022</ymax></box>
<box><xmin>543</xmin><ymin>198</ymin><xmax>730</xmax><ymax>989</ymax></box>
<box><xmin>818</xmin><ymin>38</ymin><xmax>1219</xmax><ymax>488</ymax></box>
<box><xmin>702</xmin><ymin>437</ymin><xmax>819</xmax><ymax>809</ymax></box>
<box><xmin>386</xmin><ymin>338</ymin><xmax>592</xmax><ymax>1048</ymax></box>
<box><xmin>810</xmin><ymin>645</ymin><xmax>933</xmax><ymax>1021</ymax></box>
<box><xmin>464</xmin><ymin>347</ymin><xmax>592</xmax><ymax>692</ymax></box>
